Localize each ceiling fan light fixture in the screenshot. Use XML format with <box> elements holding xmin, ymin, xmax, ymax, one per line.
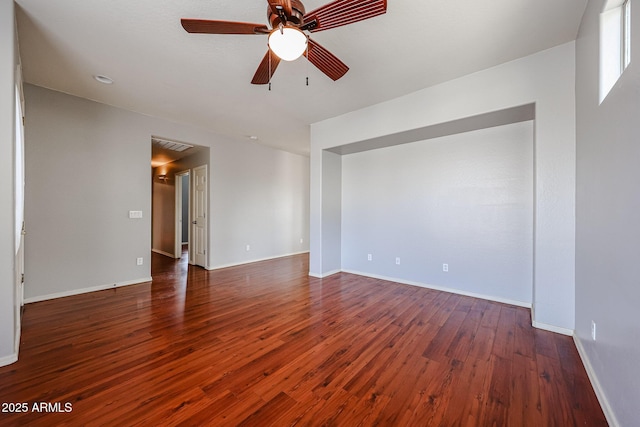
<box><xmin>268</xmin><ymin>27</ymin><xmax>307</xmax><ymax>61</ymax></box>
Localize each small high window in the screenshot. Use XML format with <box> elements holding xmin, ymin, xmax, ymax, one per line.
<box><xmin>600</xmin><ymin>0</ymin><xmax>632</xmax><ymax>103</ymax></box>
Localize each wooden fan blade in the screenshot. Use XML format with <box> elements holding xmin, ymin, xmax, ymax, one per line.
<box><xmin>304</xmin><ymin>38</ymin><xmax>349</xmax><ymax>81</ymax></box>
<box><xmin>303</xmin><ymin>0</ymin><xmax>387</xmax><ymax>32</ymax></box>
<box><xmin>181</xmin><ymin>19</ymin><xmax>269</xmax><ymax>34</ymax></box>
<box><xmin>267</xmin><ymin>0</ymin><xmax>293</xmax><ymax>17</ymax></box>
<box><xmin>251</xmin><ymin>50</ymin><xmax>282</xmax><ymax>84</ymax></box>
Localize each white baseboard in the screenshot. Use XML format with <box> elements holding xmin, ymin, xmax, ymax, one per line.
<box><xmin>308</xmin><ymin>269</ymin><xmax>341</xmax><ymax>278</ymax></box>
<box><xmin>308</xmin><ymin>269</ymin><xmax>578</xmax><ymax>337</ymax></box>
<box><xmin>531</xmin><ymin>320</ymin><xmax>574</xmax><ymax>336</ymax></box>
<box><xmin>23</xmin><ymin>277</ymin><xmax>153</xmax><ymax>304</ymax></box>
<box><xmin>530</xmin><ymin>305</ymin><xmax>573</xmax><ymax>336</ymax></box>
<box><xmin>341</xmin><ymin>269</ymin><xmax>531</xmax><ymax>309</ymax></box>
<box><xmin>152</xmin><ymin>248</ymin><xmax>176</xmax><ymax>258</ymax></box>
<box><xmin>0</xmin><ymin>352</ymin><xmax>18</xmax><ymax>368</ymax></box>
<box><xmin>574</xmin><ymin>335</ymin><xmax>620</xmax><ymax>427</ymax></box>
<box><xmin>207</xmin><ymin>251</ymin><xmax>310</xmax><ymax>271</ymax></box>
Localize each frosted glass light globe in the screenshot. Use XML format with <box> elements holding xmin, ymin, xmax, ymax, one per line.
<box><xmin>268</xmin><ymin>27</ymin><xmax>307</xmax><ymax>61</ymax></box>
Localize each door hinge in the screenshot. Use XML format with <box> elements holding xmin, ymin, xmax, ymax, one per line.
<box><xmin>21</xmin><ymin>273</ymin><xmax>24</xmax><ymax>284</ymax></box>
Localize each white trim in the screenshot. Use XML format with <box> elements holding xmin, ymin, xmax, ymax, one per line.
<box><xmin>574</xmin><ymin>335</ymin><xmax>620</xmax><ymax>427</ymax></box>
<box><xmin>14</xmin><ymin>320</ymin><xmax>20</xmax><ymax>357</ymax></box>
<box><xmin>341</xmin><ymin>269</ymin><xmax>532</xmax><ymax>308</ymax></box>
<box><xmin>308</xmin><ymin>269</ymin><xmax>341</xmax><ymax>278</ymax></box>
<box><xmin>13</xmin><ymin>75</ymin><xmax>25</xmax><ymax>367</ymax></box>
<box><xmin>531</xmin><ymin>320</ymin><xmax>574</xmax><ymax>336</ymax></box>
<box><xmin>207</xmin><ymin>251</ymin><xmax>310</xmax><ymax>271</ymax></box>
<box><xmin>530</xmin><ymin>303</ymin><xmax>574</xmax><ymax>335</ymax></box>
<box><xmin>307</xmin><ymin>269</ymin><xmax>579</xmax><ymax>335</ymax></box>
<box><xmin>152</xmin><ymin>248</ymin><xmax>176</xmax><ymax>258</ymax></box>
<box><xmin>23</xmin><ymin>277</ymin><xmax>153</xmax><ymax>304</ymax></box>
<box><xmin>0</xmin><ymin>353</ymin><xmax>18</xmax><ymax>368</ymax></box>
<box><xmin>603</xmin><ymin>0</ymin><xmax>627</xmax><ymax>12</ymax></box>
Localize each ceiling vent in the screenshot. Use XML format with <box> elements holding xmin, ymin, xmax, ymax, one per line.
<box><xmin>152</xmin><ymin>136</ymin><xmax>193</xmax><ymax>152</ymax></box>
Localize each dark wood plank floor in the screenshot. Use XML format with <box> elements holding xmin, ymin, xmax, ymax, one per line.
<box><xmin>0</xmin><ymin>253</ymin><xmax>606</xmax><ymax>426</ymax></box>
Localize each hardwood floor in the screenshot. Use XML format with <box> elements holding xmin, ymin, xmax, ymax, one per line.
<box><xmin>0</xmin><ymin>253</ymin><xmax>606</xmax><ymax>426</ymax></box>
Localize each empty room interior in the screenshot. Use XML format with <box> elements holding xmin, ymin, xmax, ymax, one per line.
<box><xmin>1</xmin><ymin>0</ymin><xmax>638</xmax><ymax>425</ymax></box>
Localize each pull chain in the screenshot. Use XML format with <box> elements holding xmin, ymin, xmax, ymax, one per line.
<box><xmin>268</xmin><ymin>48</ymin><xmax>272</xmax><ymax>91</ymax></box>
<box><xmin>305</xmin><ymin>38</ymin><xmax>310</xmax><ymax>87</ymax></box>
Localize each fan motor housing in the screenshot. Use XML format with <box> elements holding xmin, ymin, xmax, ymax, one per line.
<box><xmin>269</xmin><ymin>0</ymin><xmax>306</xmax><ymax>28</ymax></box>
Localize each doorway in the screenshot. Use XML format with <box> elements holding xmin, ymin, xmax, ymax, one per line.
<box><xmin>151</xmin><ymin>137</ymin><xmax>209</xmax><ymax>269</ymax></box>
<box><xmin>175</xmin><ymin>170</ymin><xmax>190</xmax><ymax>261</ymax></box>
<box><xmin>175</xmin><ymin>166</ymin><xmax>207</xmax><ymax>268</ymax></box>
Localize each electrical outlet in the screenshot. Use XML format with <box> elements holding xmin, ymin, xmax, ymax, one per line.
<box><xmin>395</xmin><ymin>257</ymin><xmax>401</xmax><ymax>265</ymax></box>
<box><xmin>246</xmin><ymin>244</ymin><xmax>251</xmax><ymax>251</ymax></box>
<box><xmin>367</xmin><ymin>254</ymin><xmax>372</xmax><ymax>261</ymax></box>
<box><xmin>136</xmin><ymin>257</ymin><xmax>143</xmax><ymax>266</ymax></box>
<box><xmin>443</xmin><ymin>263</ymin><xmax>448</xmax><ymax>272</ymax></box>
<box><xmin>300</xmin><ymin>238</ymin><xmax>304</xmax><ymax>244</ymax></box>
<box><xmin>591</xmin><ymin>321</ymin><xmax>597</xmax><ymax>341</ymax></box>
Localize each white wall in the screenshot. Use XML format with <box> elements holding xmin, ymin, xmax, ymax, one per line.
<box><xmin>320</xmin><ymin>150</ymin><xmax>342</xmax><ymax>276</ymax></box>
<box><xmin>24</xmin><ymin>84</ymin><xmax>309</xmax><ymax>301</ymax></box>
<box><xmin>575</xmin><ymin>1</ymin><xmax>640</xmax><ymax>425</ymax></box>
<box><xmin>0</xmin><ymin>0</ymin><xmax>18</xmax><ymax>366</ymax></box>
<box><xmin>24</xmin><ymin>85</ymin><xmax>153</xmax><ymax>301</ymax></box>
<box><xmin>209</xmin><ymin>140</ymin><xmax>309</xmax><ymax>268</ymax></box>
<box><xmin>341</xmin><ymin>122</ymin><xmax>533</xmax><ymax>306</ymax></box>
<box><xmin>310</xmin><ymin>42</ymin><xmax>576</xmax><ymax>331</ymax></box>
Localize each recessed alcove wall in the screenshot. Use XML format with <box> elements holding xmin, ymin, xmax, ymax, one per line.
<box><xmin>310</xmin><ymin>42</ymin><xmax>576</xmax><ymax>333</ymax></box>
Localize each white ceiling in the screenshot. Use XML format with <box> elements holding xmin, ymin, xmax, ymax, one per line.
<box><xmin>15</xmin><ymin>0</ymin><xmax>587</xmax><ymax>156</ymax></box>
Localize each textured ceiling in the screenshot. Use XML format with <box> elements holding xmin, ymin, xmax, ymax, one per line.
<box><xmin>15</xmin><ymin>0</ymin><xmax>587</xmax><ymax>156</ymax></box>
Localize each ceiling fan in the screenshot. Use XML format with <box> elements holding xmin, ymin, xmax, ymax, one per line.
<box><xmin>181</xmin><ymin>0</ymin><xmax>387</xmax><ymax>85</ymax></box>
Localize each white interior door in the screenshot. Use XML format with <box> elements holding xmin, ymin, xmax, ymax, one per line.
<box><xmin>15</xmin><ymin>82</ymin><xmax>25</xmax><ymax>345</ymax></box>
<box><xmin>192</xmin><ymin>165</ymin><xmax>208</xmax><ymax>267</ymax></box>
